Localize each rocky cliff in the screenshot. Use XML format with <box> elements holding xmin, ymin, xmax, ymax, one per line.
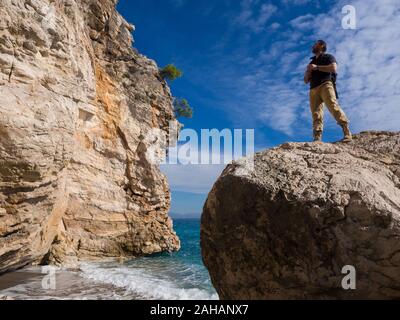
<box><xmin>0</xmin><ymin>0</ymin><xmax>180</xmax><ymax>273</ymax></box>
<box><xmin>201</xmin><ymin>131</ymin><xmax>400</xmax><ymax>299</ymax></box>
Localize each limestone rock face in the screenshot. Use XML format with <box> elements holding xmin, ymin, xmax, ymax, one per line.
<box><xmin>0</xmin><ymin>0</ymin><xmax>180</xmax><ymax>273</ymax></box>
<box><xmin>201</xmin><ymin>131</ymin><xmax>400</xmax><ymax>299</ymax></box>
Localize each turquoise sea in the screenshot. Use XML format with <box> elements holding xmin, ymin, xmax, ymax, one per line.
<box><xmin>0</xmin><ymin>219</ymin><xmax>218</xmax><ymax>300</ymax></box>
<box><xmin>79</xmin><ymin>218</ymin><xmax>218</xmax><ymax>300</ymax></box>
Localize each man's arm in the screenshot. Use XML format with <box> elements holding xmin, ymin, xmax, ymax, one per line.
<box><xmin>310</xmin><ymin>62</ymin><xmax>338</xmax><ymax>73</ymax></box>
<box><xmin>304</xmin><ymin>67</ymin><xmax>312</xmax><ymax>84</ymax></box>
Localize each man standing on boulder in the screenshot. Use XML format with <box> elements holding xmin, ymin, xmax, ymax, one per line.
<box><xmin>304</xmin><ymin>40</ymin><xmax>352</xmax><ymax>142</ymax></box>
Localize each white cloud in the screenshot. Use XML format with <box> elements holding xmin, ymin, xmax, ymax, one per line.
<box><xmin>289</xmin><ymin>14</ymin><xmax>315</xmax><ymax>30</ymax></box>
<box><xmin>269</xmin><ymin>22</ymin><xmax>281</xmax><ymax>30</ymax></box>
<box><xmin>161</xmin><ymin>140</ymin><xmax>253</xmax><ymax>194</ymax></box>
<box><xmin>283</xmin><ymin>0</ymin><xmax>312</xmax><ymax>5</ymax></box>
<box><xmin>236</xmin><ymin>0</ymin><xmax>278</xmax><ymax>33</ymax></box>
<box><xmin>170</xmin><ymin>0</ymin><xmax>185</xmax><ymax>8</ymax></box>
<box><xmin>161</xmin><ymin>163</ymin><xmax>225</xmax><ymax>194</ymax></box>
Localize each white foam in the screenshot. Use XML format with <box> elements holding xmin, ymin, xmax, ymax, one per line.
<box><xmin>0</xmin><ymin>267</ymin><xmax>133</xmax><ymax>300</ymax></box>
<box><xmin>79</xmin><ymin>262</ymin><xmax>219</xmax><ymax>300</ymax></box>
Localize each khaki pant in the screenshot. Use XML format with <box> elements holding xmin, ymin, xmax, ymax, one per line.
<box><xmin>309</xmin><ymin>81</ymin><xmax>349</xmax><ymax>132</ymax></box>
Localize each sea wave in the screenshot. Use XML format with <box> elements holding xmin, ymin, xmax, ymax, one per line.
<box><xmin>79</xmin><ymin>262</ymin><xmax>219</xmax><ymax>300</ymax></box>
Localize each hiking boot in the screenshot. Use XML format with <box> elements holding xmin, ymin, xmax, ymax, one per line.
<box><xmin>313</xmin><ymin>130</ymin><xmax>322</xmax><ymax>142</ymax></box>
<box><xmin>341</xmin><ymin>124</ymin><xmax>353</xmax><ymax>143</ymax></box>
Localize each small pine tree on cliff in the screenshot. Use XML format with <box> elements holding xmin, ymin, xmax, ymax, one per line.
<box><xmin>173</xmin><ymin>98</ymin><xmax>193</xmax><ymax>118</ymax></box>
<box><xmin>159</xmin><ymin>64</ymin><xmax>182</xmax><ymax>81</ymax></box>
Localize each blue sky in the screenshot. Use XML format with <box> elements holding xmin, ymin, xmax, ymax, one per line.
<box><xmin>117</xmin><ymin>0</ymin><xmax>400</xmax><ymax>217</ymax></box>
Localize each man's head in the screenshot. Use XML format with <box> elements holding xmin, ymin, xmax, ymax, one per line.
<box><xmin>312</xmin><ymin>40</ymin><xmax>327</xmax><ymax>54</ymax></box>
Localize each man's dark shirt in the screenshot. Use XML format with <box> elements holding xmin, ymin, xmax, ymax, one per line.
<box><xmin>309</xmin><ymin>53</ymin><xmax>337</xmax><ymax>89</ymax></box>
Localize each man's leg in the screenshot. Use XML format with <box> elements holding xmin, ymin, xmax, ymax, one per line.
<box><xmin>320</xmin><ymin>82</ymin><xmax>352</xmax><ymax>142</ymax></box>
<box><xmin>310</xmin><ymin>87</ymin><xmax>324</xmax><ymax>141</ymax></box>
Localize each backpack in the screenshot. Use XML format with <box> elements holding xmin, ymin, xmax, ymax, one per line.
<box><xmin>331</xmin><ymin>72</ymin><xmax>339</xmax><ymax>99</ymax></box>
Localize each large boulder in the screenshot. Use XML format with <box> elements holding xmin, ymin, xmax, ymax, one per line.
<box><xmin>201</xmin><ymin>131</ymin><xmax>400</xmax><ymax>299</ymax></box>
